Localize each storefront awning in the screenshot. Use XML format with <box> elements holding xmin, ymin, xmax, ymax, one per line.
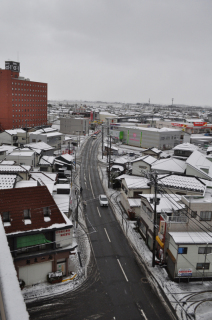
<box><xmin>17</xmin><ymin>234</ymin><xmax>51</xmax><ymax>249</ymax></box>
<box><xmin>156</xmin><ymin>235</ymin><xmax>164</xmax><ymax>248</ymax></box>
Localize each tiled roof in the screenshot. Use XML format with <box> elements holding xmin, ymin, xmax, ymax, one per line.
<box><xmin>158</xmin><ymin>174</ymin><xmax>205</xmax><ymax>192</ymax></box>
<box><xmin>0</xmin><ymin>186</ymin><xmax>66</xmax><ymax>234</ymax></box>
<box><xmin>0</xmin><ymin>174</ymin><xmax>17</xmax><ymax>189</ymax></box>
<box><xmin>0</xmin><ymin>165</ymin><xmax>29</xmax><ymax>173</ymax></box>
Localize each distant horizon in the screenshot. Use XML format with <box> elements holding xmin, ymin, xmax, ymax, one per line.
<box><xmin>48</xmin><ymin>99</ymin><xmax>212</xmax><ymax>109</ymax></box>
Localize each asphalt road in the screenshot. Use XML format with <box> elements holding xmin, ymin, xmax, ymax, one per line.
<box><xmin>27</xmin><ymin>134</ymin><xmax>175</xmax><ymax>320</ymax></box>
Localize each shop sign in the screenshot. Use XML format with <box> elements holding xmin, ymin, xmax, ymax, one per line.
<box><xmin>178</xmin><ymin>268</ymin><xmax>192</xmax><ymax>277</ymax></box>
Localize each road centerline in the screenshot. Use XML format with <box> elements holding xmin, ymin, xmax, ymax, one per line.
<box><xmin>117</xmin><ymin>259</ymin><xmax>128</xmax><ymax>282</ymax></box>
<box><xmin>97</xmin><ymin>207</ymin><xmax>101</xmax><ymax>217</ymax></box>
<box><xmin>104</xmin><ymin>228</ymin><xmax>111</xmax><ymax>242</ymax></box>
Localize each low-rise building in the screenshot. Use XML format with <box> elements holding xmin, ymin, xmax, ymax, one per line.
<box><xmin>0</xmin><ymin>186</ymin><xmax>76</xmax><ymax>286</ymax></box>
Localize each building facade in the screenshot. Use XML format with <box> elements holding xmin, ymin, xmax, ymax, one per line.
<box><xmin>0</xmin><ymin>61</ymin><xmax>48</xmax><ymax>131</ymax></box>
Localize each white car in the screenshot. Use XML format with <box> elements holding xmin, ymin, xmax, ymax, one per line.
<box><xmin>99</xmin><ymin>194</ymin><xmax>108</xmax><ymax>207</ymax></box>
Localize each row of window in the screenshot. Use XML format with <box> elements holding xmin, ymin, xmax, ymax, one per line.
<box><xmin>12</xmin><ymin>82</ymin><xmax>47</xmax><ymax>88</ymax></box>
<box><xmin>13</xmin><ymin>109</ymin><xmax>46</xmax><ymax>112</ymax></box>
<box><xmin>12</xmin><ymin>88</ymin><xmax>46</xmax><ymax>92</ymax></box>
<box><xmin>161</xmin><ymin>136</ymin><xmax>178</xmax><ymax>140</ymax></box>
<box><xmin>2</xmin><ymin>207</ymin><xmax>51</xmax><ymax>222</ymax></box>
<box><xmin>12</xmin><ymin>93</ymin><xmax>46</xmax><ymax>98</ymax></box>
<box><xmin>178</xmin><ymin>247</ymin><xmax>212</xmax><ymax>254</ymax></box>
<box><xmin>12</xmin><ymin>99</ymin><xmax>46</xmax><ymax>102</ymax></box>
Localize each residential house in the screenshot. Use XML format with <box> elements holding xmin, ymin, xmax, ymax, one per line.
<box><xmin>173</xmin><ymin>143</ymin><xmax>199</xmax><ymax>160</ymax></box>
<box><xmin>0</xmin><ymin>186</ymin><xmax>76</xmax><ymax>286</ymax></box>
<box><xmin>186</xmin><ymin>150</ymin><xmax>212</xmax><ymax>181</ymax></box>
<box><xmin>141</xmin><ymin>147</ymin><xmax>162</xmax><ymax>159</ymax></box>
<box><xmin>0</xmin><ymin>165</ymin><xmax>31</xmax><ymax>180</ymax></box>
<box><xmin>167</xmin><ymin>232</ymin><xmax>212</xmax><ymax>280</ymax></box>
<box><xmin>131</xmin><ymin>155</ymin><xmax>157</xmax><ymax>176</ymax></box>
<box><xmin>38</xmin><ymin>156</ymin><xmax>55</xmax><ymax>172</ymax></box>
<box><xmin>151</xmin><ymin>158</ymin><xmax>187</xmax><ymax>175</ymax></box>
<box><xmin>139</xmin><ymin>194</ymin><xmax>184</xmax><ymax>251</ymax></box>
<box><xmin>116</xmin><ymin>174</ymin><xmax>150</xmax><ymax>212</ymax></box>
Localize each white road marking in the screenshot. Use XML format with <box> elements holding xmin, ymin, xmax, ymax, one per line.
<box><xmin>140</xmin><ymin>309</ymin><xmax>148</xmax><ymax>320</ymax></box>
<box><xmin>117</xmin><ymin>259</ymin><xmax>128</xmax><ymax>282</ymax></box>
<box><xmin>104</xmin><ymin>228</ymin><xmax>111</xmax><ymax>242</ymax></box>
<box><xmin>97</xmin><ymin>207</ymin><xmax>101</xmax><ymax>217</ymax></box>
<box><xmin>89</xmin><ymin>171</ymin><xmax>95</xmax><ymax>198</ymax></box>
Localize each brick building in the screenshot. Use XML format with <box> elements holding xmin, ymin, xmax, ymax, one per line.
<box><xmin>0</xmin><ymin>186</ymin><xmax>76</xmax><ymax>286</ymax></box>
<box><xmin>0</xmin><ymin>61</ymin><xmax>48</xmax><ymax>131</ymax></box>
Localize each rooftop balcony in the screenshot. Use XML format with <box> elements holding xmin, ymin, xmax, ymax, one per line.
<box><xmin>161</xmin><ymin>212</ymin><xmax>188</xmax><ymax>223</ymax></box>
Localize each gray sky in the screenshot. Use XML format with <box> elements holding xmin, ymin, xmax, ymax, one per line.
<box><xmin>1</xmin><ymin>0</ymin><xmax>212</xmax><ymax>106</ymax></box>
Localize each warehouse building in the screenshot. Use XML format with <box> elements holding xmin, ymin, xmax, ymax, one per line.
<box><xmin>110</xmin><ymin>124</ymin><xmax>182</xmax><ymax>150</ymax></box>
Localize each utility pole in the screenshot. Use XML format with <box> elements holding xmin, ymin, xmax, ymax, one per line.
<box><xmin>152</xmin><ymin>174</ymin><xmax>158</xmax><ymax>267</ymax></box>
<box><xmin>108</xmin><ymin>135</ymin><xmax>111</xmax><ymax>188</ymax></box>
<box><xmin>102</xmin><ymin>125</ymin><xmax>104</xmax><ymax>159</ymax></box>
<box><xmin>75</xmin><ymin>189</ymin><xmax>79</xmax><ymax>228</ymax></box>
<box><xmin>25</xmin><ymin>119</ymin><xmax>28</xmax><ymax>144</ymax></box>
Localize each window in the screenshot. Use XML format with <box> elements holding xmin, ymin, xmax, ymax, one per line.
<box><xmin>198</xmin><ymin>247</ymin><xmax>212</xmax><ymax>254</ymax></box>
<box><xmin>196</xmin><ymin>263</ymin><xmax>210</xmax><ymax>270</ymax></box>
<box><xmin>24</xmin><ymin>209</ymin><xmax>31</xmax><ymax>219</ymax></box>
<box><xmin>43</xmin><ymin>207</ymin><xmax>51</xmax><ymax>217</ymax></box>
<box><xmin>200</xmin><ymin>211</ymin><xmax>212</xmax><ymax>221</ymax></box>
<box><xmin>191</xmin><ymin>211</ymin><xmax>197</xmax><ymax>218</ymax></box>
<box><xmin>2</xmin><ymin>212</ymin><xmax>10</xmax><ymax>222</ymax></box>
<box><xmin>178</xmin><ymin>247</ymin><xmax>187</xmax><ymax>254</ymax></box>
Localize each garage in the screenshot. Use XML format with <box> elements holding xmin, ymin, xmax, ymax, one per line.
<box><xmin>19</xmin><ymin>261</ymin><xmax>52</xmax><ymax>286</ymax></box>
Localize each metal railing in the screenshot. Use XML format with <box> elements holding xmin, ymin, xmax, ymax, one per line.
<box><xmin>161</xmin><ymin>212</ymin><xmax>188</xmax><ymax>223</ymax></box>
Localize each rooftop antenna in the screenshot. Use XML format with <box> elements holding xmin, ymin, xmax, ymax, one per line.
<box><xmin>172</xmin><ymin>98</ymin><xmax>174</xmax><ymax>106</ymax></box>
<box><xmin>17</xmin><ymin>51</ymin><xmax>19</xmax><ymax>62</ymax></box>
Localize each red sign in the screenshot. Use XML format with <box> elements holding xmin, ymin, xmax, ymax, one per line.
<box><xmin>193</xmin><ymin>122</ymin><xmax>207</xmax><ymax>126</ymax></box>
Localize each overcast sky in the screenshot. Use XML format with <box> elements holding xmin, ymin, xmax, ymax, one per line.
<box><xmin>1</xmin><ymin>0</ymin><xmax>212</xmax><ymax>106</ymax></box>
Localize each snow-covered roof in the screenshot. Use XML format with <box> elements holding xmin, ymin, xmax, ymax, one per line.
<box><xmin>0</xmin><ymin>160</ymin><xmax>15</xmax><ymax>165</ymax></box>
<box><xmin>30</xmin><ymin>172</ymin><xmax>56</xmax><ymax>182</ymax></box>
<box><xmin>0</xmin><ymin>174</ymin><xmax>17</xmax><ymax>189</ymax></box>
<box><xmin>186</xmin><ymin>150</ymin><xmax>212</xmax><ymax>180</ymax></box>
<box><xmin>39</xmin><ymin>156</ymin><xmax>55</xmax><ymax>165</ymax></box>
<box><xmin>8</xmin><ymin>151</ymin><xmax>34</xmax><ymax>157</ymax></box>
<box><xmin>131</xmin><ymin>155</ymin><xmax>157</xmax><ymax>165</ymax></box>
<box><xmin>128</xmin><ymin>198</ymin><xmax>141</xmax><ymax>207</ymax></box>
<box><xmin>0</xmin><ymin>165</ymin><xmax>30</xmax><ymax>172</ymax></box>
<box><xmin>142</xmin><ymin>147</ymin><xmax>162</xmax><ymax>154</ymax></box>
<box><xmin>152</xmin><ymin>158</ymin><xmax>187</xmax><ymax>173</ymax></box>
<box><xmin>15</xmin><ymin>181</ymin><xmax>38</xmax><ymax>188</ymax></box>
<box><xmin>169</xmin><ymin>232</ymin><xmax>212</xmax><ymax>244</ymax></box>
<box><xmin>25</xmin><ymin>141</ymin><xmax>54</xmax><ymax>151</ymax></box>
<box><xmin>59</xmin><ymin>154</ymin><xmax>74</xmax><ymax>162</ymax></box>
<box><xmin>5</xmin><ymin>129</ymin><xmax>25</xmax><ymax>135</ymax></box>
<box><xmin>116</xmin><ymin>174</ymin><xmax>150</xmax><ymax>189</ymax></box>
<box><xmin>173</xmin><ymin>143</ymin><xmax>199</xmax><ymax>151</ymax></box>
<box><xmin>0</xmin><ymin>145</ymin><xmax>16</xmax><ymax>154</ymax></box>
<box><xmin>141</xmin><ymin>194</ymin><xmax>184</xmax><ymax>213</ymax></box>
<box><xmin>111</xmin><ymin>165</ymin><xmax>124</xmax><ymax>171</ymax></box>
<box><xmin>53</xmin><ymin>194</ymin><xmax>70</xmax><ymax>213</ymax></box>
<box><xmin>158</xmin><ymin>174</ymin><xmax>206</xmax><ymax>193</ymax></box>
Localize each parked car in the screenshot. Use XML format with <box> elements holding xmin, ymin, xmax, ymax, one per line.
<box><xmin>99</xmin><ymin>194</ymin><xmax>108</xmax><ymax>207</ymax></box>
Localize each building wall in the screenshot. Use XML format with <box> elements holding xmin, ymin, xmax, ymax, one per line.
<box><xmin>111</xmin><ymin>125</ymin><xmax>181</xmax><ymax>150</ymax></box>
<box><xmin>60</xmin><ymin>118</ymin><xmax>89</xmax><ymax>135</ymax></box>
<box><xmin>6</xmin><ymin>153</ymin><xmax>34</xmax><ymax>166</ymax></box>
<box><xmin>0</xmin><ymin>132</ymin><xmax>13</xmax><ymax>145</ymax></box>
<box><xmin>168</xmin><ymin>238</ymin><xmax>212</xmax><ymax>278</ymax></box>
<box><xmin>186</xmin><ymin>165</ymin><xmax>211</xmax><ymax>180</ymax></box>
<box><xmin>132</xmin><ymin>160</ymin><xmax>151</xmax><ymax>176</ymax></box>
<box><xmin>0</xmin><ymin>69</ymin><xmax>48</xmax><ymax>130</ymax></box>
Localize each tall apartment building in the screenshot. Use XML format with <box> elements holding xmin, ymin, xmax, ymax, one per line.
<box><xmin>0</xmin><ymin>61</ymin><xmax>48</xmax><ymax>131</ymax></box>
